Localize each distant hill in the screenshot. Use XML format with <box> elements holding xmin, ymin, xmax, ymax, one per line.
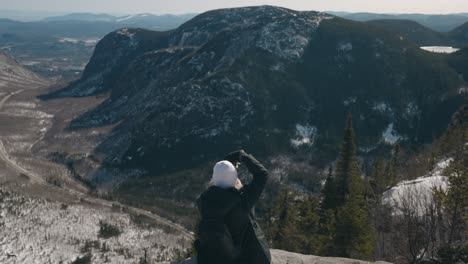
<box><xmin>449</xmin><ymin>21</ymin><xmax>468</xmax><ymax>44</ymax></box>
<box><xmin>0</xmin><ymin>13</ymin><xmax>195</xmax><ymax>77</ymax></box>
<box><xmin>43</xmin><ymin>12</ymin><xmax>118</xmax><ymax>22</ymax></box>
<box><xmin>42</xmin><ymin>12</ymin><xmax>196</xmax><ymax>30</ymax></box>
<box><xmin>329</xmin><ymin>12</ymin><xmax>468</xmax><ymax>32</ymax></box>
<box><xmin>365</xmin><ymin>19</ymin><xmax>453</xmax><ymax>46</ymax></box>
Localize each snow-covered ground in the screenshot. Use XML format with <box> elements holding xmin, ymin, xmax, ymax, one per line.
<box><xmin>420</xmin><ymin>46</ymin><xmax>460</xmax><ymax>54</ymax></box>
<box><xmin>0</xmin><ymin>189</ymin><xmax>191</xmax><ymax>264</ymax></box>
<box><xmin>382</xmin><ymin>123</ymin><xmax>401</xmax><ymax>145</ymax></box>
<box><xmin>383</xmin><ymin>158</ymin><xmax>452</xmax><ymax>215</ymax></box>
<box><xmin>58</xmin><ymin>38</ymin><xmax>99</xmax><ymax>46</ymax></box>
<box><xmin>290</xmin><ymin>124</ymin><xmax>317</xmax><ymax>147</ymax></box>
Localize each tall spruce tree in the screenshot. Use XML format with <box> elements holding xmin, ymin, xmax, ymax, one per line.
<box><xmin>318</xmin><ymin>167</ymin><xmax>338</xmax><ymax>255</ymax></box>
<box><xmin>371</xmin><ymin>158</ymin><xmax>387</xmax><ymax>196</ymax></box>
<box><xmin>272</xmin><ymin>188</ymin><xmax>301</xmax><ymax>251</ymax></box>
<box><xmin>444</xmin><ymin>127</ymin><xmax>468</xmax><ymax>245</ymax></box>
<box><xmin>321</xmin><ymin>167</ymin><xmax>337</xmax><ymax>211</ymax></box>
<box><xmin>335</xmin><ymin>113</ymin><xmax>361</xmax><ymax>207</ymax></box>
<box><xmin>384</xmin><ymin>144</ymin><xmax>401</xmax><ymax>187</ymax></box>
<box><xmin>332</xmin><ymin>113</ymin><xmax>376</xmax><ymax>259</ymax></box>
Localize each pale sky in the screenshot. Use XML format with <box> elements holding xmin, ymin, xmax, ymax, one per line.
<box><xmin>1</xmin><ymin>0</ymin><xmax>467</xmax><ymax>15</ymax></box>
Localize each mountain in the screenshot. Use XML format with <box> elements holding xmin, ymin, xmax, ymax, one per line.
<box><xmin>43</xmin><ymin>6</ymin><xmax>467</xmax><ymax>179</ymax></box>
<box><xmin>449</xmin><ymin>21</ymin><xmax>468</xmax><ymax>44</ymax></box>
<box><xmin>0</xmin><ymin>51</ymin><xmax>49</xmax><ymax>88</ymax></box>
<box><xmin>0</xmin><ymin>14</ymin><xmax>194</xmax><ymax>78</ymax></box>
<box><xmin>43</xmin><ymin>12</ymin><xmax>118</xmax><ymax>22</ymax></box>
<box><xmin>42</xmin><ymin>12</ymin><xmax>197</xmax><ymax>31</ymax></box>
<box><xmin>365</xmin><ymin>19</ymin><xmax>453</xmax><ymax>46</ymax></box>
<box><xmin>0</xmin><ymin>9</ymin><xmax>67</xmax><ymax>22</ymax></box>
<box><xmin>331</xmin><ymin>12</ymin><xmax>468</xmax><ymax>32</ymax></box>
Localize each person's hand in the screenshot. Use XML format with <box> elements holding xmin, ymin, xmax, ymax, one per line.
<box><xmin>223</xmin><ymin>150</ymin><xmax>246</xmax><ymax>164</ymax></box>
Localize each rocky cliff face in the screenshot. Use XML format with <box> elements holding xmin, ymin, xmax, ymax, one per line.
<box><xmin>44</xmin><ymin>6</ymin><xmax>467</xmax><ymax>176</ymax></box>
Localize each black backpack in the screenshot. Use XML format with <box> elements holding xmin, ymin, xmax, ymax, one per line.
<box><xmin>196</xmin><ymin>218</ymin><xmax>241</xmax><ymax>264</ymax></box>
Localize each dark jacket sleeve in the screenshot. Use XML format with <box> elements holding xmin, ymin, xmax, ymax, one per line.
<box><xmin>240</xmin><ymin>153</ymin><xmax>269</xmax><ymax>211</ymax></box>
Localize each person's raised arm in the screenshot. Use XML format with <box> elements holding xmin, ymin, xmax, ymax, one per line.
<box><xmin>224</xmin><ymin>150</ymin><xmax>268</xmax><ymax>211</ymax></box>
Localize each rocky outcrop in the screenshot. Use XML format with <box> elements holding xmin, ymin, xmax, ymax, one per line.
<box><xmin>166</xmin><ymin>249</ymin><xmax>392</xmax><ymax>264</ymax></box>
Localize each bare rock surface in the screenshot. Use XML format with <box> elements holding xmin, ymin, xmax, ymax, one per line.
<box><xmin>165</xmin><ymin>249</ymin><xmax>393</xmax><ymax>264</ymax></box>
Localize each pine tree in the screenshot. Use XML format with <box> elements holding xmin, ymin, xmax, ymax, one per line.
<box><xmin>272</xmin><ymin>189</ymin><xmax>301</xmax><ymax>251</ymax></box>
<box><xmin>370</xmin><ymin>158</ymin><xmax>387</xmax><ymax>196</ymax></box>
<box><xmin>384</xmin><ymin>144</ymin><xmax>401</xmax><ymax>186</ymax></box>
<box><xmin>296</xmin><ymin>195</ymin><xmax>321</xmax><ymax>254</ymax></box>
<box><xmin>335</xmin><ymin>173</ymin><xmax>376</xmax><ymax>259</ymax></box>
<box><xmin>321</xmin><ymin>167</ymin><xmax>337</xmax><ymax>211</ymax></box>
<box><xmin>332</xmin><ymin>113</ymin><xmax>376</xmax><ymax>259</ymax></box>
<box><xmin>318</xmin><ymin>167</ymin><xmax>338</xmax><ymax>255</ymax></box>
<box><xmin>444</xmin><ymin>127</ymin><xmax>468</xmax><ymax>245</ymax></box>
<box><xmin>335</xmin><ymin>113</ymin><xmax>361</xmax><ymax>207</ymax></box>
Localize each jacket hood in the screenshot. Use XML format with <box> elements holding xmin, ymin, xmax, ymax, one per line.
<box><xmin>198</xmin><ymin>186</ymin><xmax>241</xmax><ymax>220</ymax></box>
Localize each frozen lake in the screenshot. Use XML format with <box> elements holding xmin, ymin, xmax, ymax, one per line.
<box><xmin>420</xmin><ymin>46</ymin><xmax>460</xmax><ymax>54</ymax></box>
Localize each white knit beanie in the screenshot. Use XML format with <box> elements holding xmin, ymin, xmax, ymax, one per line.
<box><xmin>211</xmin><ymin>160</ymin><xmax>238</xmax><ymax>189</ymax></box>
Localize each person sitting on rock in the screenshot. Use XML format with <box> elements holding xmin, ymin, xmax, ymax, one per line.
<box><xmin>195</xmin><ymin>150</ymin><xmax>271</xmax><ymax>264</ymax></box>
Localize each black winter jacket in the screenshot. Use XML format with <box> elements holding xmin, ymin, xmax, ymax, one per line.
<box><xmin>196</xmin><ymin>153</ymin><xmax>271</xmax><ymax>264</ymax></box>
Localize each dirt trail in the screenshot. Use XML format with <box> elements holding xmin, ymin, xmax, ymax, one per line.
<box><xmin>0</xmin><ymin>91</ymin><xmax>194</xmax><ymax>239</ymax></box>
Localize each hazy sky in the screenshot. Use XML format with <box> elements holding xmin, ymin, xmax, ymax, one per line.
<box><xmin>1</xmin><ymin>0</ymin><xmax>468</xmax><ymax>15</ymax></box>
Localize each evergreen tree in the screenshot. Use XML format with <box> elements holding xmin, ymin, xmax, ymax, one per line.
<box><xmin>384</xmin><ymin>144</ymin><xmax>401</xmax><ymax>186</ymax></box>
<box><xmin>370</xmin><ymin>158</ymin><xmax>387</xmax><ymax>196</ymax></box>
<box><xmin>321</xmin><ymin>167</ymin><xmax>337</xmax><ymax>211</ymax></box>
<box><xmin>444</xmin><ymin>127</ymin><xmax>468</xmax><ymax>245</ymax></box>
<box><xmin>334</xmin><ymin>168</ymin><xmax>376</xmax><ymax>259</ymax></box>
<box><xmin>296</xmin><ymin>195</ymin><xmax>321</xmax><ymax>254</ymax></box>
<box><xmin>318</xmin><ymin>167</ymin><xmax>338</xmax><ymax>255</ymax></box>
<box><xmin>335</xmin><ymin>113</ymin><xmax>361</xmax><ymax>207</ymax></box>
<box><xmin>332</xmin><ymin>114</ymin><xmax>376</xmax><ymax>259</ymax></box>
<box><xmin>272</xmin><ymin>189</ymin><xmax>301</xmax><ymax>251</ymax></box>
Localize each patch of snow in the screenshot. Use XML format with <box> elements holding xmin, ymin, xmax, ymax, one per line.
<box><xmin>337</xmin><ymin>41</ymin><xmax>353</xmax><ymax>52</ymax></box>
<box><xmin>270</xmin><ymin>64</ymin><xmax>283</xmax><ymax>71</ymax></box>
<box><xmin>430</xmin><ymin>158</ymin><xmax>453</xmax><ymax>177</ymax></box>
<box><xmin>359</xmin><ymin>144</ymin><xmax>378</xmax><ymax>153</ymax></box>
<box><xmin>343</xmin><ymin>96</ymin><xmax>357</xmax><ymax>106</ymax></box>
<box><xmin>420</xmin><ymin>46</ymin><xmax>460</xmax><ymax>54</ymax></box>
<box><xmin>458</xmin><ymin>87</ymin><xmax>468</xmax><ymax>94</ymax></box>
<box><xmin>404</xmin><ymin>101</ymin><xmax>419</xmax><ymax>118</ymax></box>
<box><xmin>116</xmin><ymin>15</ymin><xmax>135</xmax><ymax>22</ymax></box>
<box><xmin>372</xmin><ymin>102</ymin><xmax>391</xmax><ymax>113</ymax></box>
<box><xmin>383</xmin><ymin>175</ymin><xmax>448</xmax><ymax>216</ymax></box>
<box><xmin>383</xmin><ymin>158</ymin><xmax>452</xmax><ymax>216</ymax></box>
<box><xmin>0</xmin><ymin>189</ymin><xmax>190</xmax><ymax>264</ymax></box>
<box><xmin>59</xmin><ymin>37</ymin><xmax>80</xmax><ymax>44</ymax></box>
<box><xmin>382</xmin><ymin>123</ymin><xmax>401</xmax><ymax>145</ymax></box>
<box><xmin>116</xmin><ymin>28</ymin><xmax>136</xmax><ymax>39</ymax></box>
<box><xmin>290</xmin><ymin>124</ymin><xmax>317</xmax><ymax>147</ymax></box>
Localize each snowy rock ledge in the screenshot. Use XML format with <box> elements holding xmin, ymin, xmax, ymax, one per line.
<box><xmin>165</xmin><ymin>249</ymin><xmax>392</xmax><ymax>264</ymax></box>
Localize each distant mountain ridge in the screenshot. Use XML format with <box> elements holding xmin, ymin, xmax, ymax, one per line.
<box><xmin>42</xmin><ymin>12</ymin><xmax>196</xmax><ymax>29</ymax></box>
<box><xmin>43</xmin><ymin>12</ymin><xmax>118</xmax><ymax>22</ymax></box>
<box><xmin>43</xmin><ymin>6</ymin><xmax>467</xmax><ymax>178</ymax></box>
<box><xmin>329</xmin><ymin>11</ymin><xmax>468</xmax><ymax>32</ymax></box>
